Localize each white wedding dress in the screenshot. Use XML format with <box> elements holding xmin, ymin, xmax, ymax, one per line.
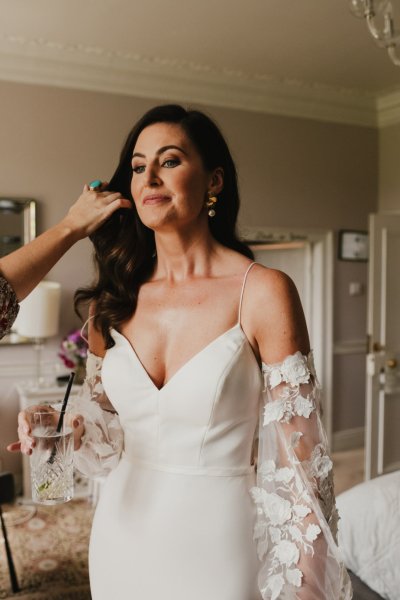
<box><xmin>71</xmin><ymin>263</ymin><xmax>352</xmax><ymax>600</ymax></box>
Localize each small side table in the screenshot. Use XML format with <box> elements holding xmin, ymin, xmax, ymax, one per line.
<box><xmin>16</xmin><ymin>383</ymin><xmax>94</xmax><ymax>502</ymax></box>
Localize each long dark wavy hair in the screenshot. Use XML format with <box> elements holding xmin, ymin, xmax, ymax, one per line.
<box><xmin>75</xmin><ymin>104</ymin><xmax>253</xmax><ymax>347</ymax></box>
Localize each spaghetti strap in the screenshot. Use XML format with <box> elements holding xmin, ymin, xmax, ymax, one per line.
<box><xmin>238</xmin><ymin>262</ymin><xmax>257</xmax><ymax>326</ymax></box>
<box><xmin>81</xmin><ymin>314</ymin><xmax>95</xmax><ymax>343</ymax></box>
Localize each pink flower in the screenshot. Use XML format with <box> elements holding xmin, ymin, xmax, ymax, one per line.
<box><xmin>58</xmin><ymin>355</ymin><xmax>75</xmax><ymax>369</ymax></box>
<box><xmin>59</xmin><ymin>329</ymin><xmax>88</xmax><ymax>369</ymax></box>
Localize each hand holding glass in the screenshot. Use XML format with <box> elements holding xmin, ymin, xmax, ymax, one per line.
<box><xmin>29</xmin><ymin>407</ymin><xmax>74</xmax><ymax>504</ymax></box>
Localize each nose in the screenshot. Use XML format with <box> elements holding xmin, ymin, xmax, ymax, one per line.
<box><xmin>144</xmin><ymin>164</ymin><xmax>161</xmax><ymax>187</ymax></box>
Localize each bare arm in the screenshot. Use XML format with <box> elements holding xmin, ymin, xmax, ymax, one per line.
<box><xmin>250</xmin><ymin>266</ymin><xmax>310</xmax><ymax>364</ymax></box>
<box><xmin>0</xmin><ymin>185</ymin><xmax>131</xmax><ymax>300</ymax></box>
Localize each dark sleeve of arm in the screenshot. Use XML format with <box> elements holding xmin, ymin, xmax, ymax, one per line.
<box><xmin>0</xmin><ymin>276</ymin><xmax>19</xmax><ymax>339</ymax></box>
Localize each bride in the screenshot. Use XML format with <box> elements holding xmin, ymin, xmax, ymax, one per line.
<box><xmin>10</xmin><ymin>104</ymin><xmax>352</xmax><ymax>599</ymax></box>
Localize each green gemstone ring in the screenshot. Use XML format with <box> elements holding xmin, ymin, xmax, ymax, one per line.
<box><xmin>89</xmin><ymin>179</ymin><xmax>102</xmax><ymax>191</ymax></box>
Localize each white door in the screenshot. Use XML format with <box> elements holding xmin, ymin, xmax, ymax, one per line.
<box><xmin>366</xmin><ymin>213</ymin><xmax>400</xmax><ymax>479</ymax></box>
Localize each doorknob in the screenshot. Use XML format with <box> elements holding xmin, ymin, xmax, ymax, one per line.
<box><xmin>386</xmin><ymin>358</ymin><xmax>398</xmax><ymax>369</ymax></box>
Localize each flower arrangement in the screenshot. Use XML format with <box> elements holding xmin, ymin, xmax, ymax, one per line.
<box><xmin>59</xmin><ymin>329</ymin><xmax>88</xmax><ymax>384</ymax></box>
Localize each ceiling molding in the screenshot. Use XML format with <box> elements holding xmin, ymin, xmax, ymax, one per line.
<box><xmin>0</xmin><ymin>33</ymin><xmax>394</xmax><ymax>128</ymax></box>
<box><xmin>376</xmin><ymin>88</ymin><xmax>400</xmax><ymax>128</ymax></box>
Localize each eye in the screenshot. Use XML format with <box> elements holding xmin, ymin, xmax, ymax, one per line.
<box><xmin>162</xmin><ymin>158</ymin><xmax>180</xmax><ymax>168</ymax></box>
<box><xmin>132</xmin><ymin>165</ymin><xmax>145</xmax><ymax>174</ymax></box>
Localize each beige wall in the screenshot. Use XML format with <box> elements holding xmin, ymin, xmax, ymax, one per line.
<box><xmin>379</xmin><ymin>123</ymin><xmax>400</xmax><ymax>212</ymax></box>
<box><xmin>211</xmin><ymin>107</ymin><xmax>377</xmax><ymax>231</ymax></box>
<box><xmin>0</xmin><ymin>80</ymin><xmax>378</xmax><ymax>476</ymax></box>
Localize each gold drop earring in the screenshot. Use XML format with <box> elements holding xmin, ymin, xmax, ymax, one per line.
<box><xmin>206</xmin><ymin>194</ymin><xmax>218</xmax><ymax>217</ymax></box>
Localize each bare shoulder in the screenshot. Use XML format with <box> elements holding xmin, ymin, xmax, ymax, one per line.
<box><xmin>243</xmin><ymin>264</ymin><xmax>310</xmax><ymax>363</ymax></box>
<box><xmin>87</xmin><ymin>301</ymin><xmax>107</xmax><ymax>358</ymax></box>
<box><xmin>247</xmin><ymin>263</ymin><xmax>298</xmax><ymax>300</ymax></box>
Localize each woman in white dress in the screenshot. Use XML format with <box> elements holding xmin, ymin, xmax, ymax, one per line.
<box><xmin>12</xmin><ymin>105</ymin><xmax>352</xmax><ymax>599</ymax></box>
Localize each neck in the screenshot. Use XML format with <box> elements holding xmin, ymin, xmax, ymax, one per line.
<box><xmin>153</xmin><ymin>221</ymin><xmax>221</xmax><ymax>283</ymax></box>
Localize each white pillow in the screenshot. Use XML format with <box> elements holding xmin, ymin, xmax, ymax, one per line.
<box><xmin>336</xmin><ymin>470</ymin><xmax>400</xmax><ymax>600</ymax></box>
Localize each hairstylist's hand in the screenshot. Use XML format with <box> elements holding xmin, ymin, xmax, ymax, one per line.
<box><xmin>61</xmin><ymin>182</ymin><xmax>132</xmax><ymax>241</ymax></box>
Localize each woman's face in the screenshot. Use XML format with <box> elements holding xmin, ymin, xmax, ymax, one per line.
<box><xmin>131</xmin><ymin>122</ymin><xmax>222</xmax><ymax>231</ymax></box>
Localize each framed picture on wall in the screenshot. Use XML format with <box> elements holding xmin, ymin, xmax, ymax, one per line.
<box><xmin>338</xmin><ymin>230</ymin><xmax>369</xmax><ymax>262</ymax></box>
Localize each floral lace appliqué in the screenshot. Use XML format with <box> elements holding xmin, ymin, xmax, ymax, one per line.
<box><xmin>250</xmin><ymin>459</ymin><xmax>321</xmax><ymax>600</ymax></box>
<box><xmin>71</xmin><ymin>351</ymin><xmax>123</xmax><ymax>478</ymax></box>
<box><xmin>263</xmin><ymin>351</ymin><xmax>317</xmax><ymax>391</ymax></box>
<box><xmin>262</xmin><ymin>351</ymin><xmax>318</xmax><ymax>427</ymax></box>
<box><xmin>303</xmin><ymin>444</ymin><xmax>339</xmax><ymax>541</ymax></box>
<box><xmin>249</xmin><ymin>351</ymin><xmax>350</xmax><ymax>598</ymax></box>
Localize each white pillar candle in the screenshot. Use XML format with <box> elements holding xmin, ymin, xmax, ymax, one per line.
<box><xmin>14</xmin><ymin>281</ymin><xmax>61</xmax><ymax>339</ymax></box>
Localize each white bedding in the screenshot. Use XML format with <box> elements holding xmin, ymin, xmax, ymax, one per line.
<box><xmin>336</xmin><ymin>470</ymin><xmax>400</xmax><ymax>600</ymax></box>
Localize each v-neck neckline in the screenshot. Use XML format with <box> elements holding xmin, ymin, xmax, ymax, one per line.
<box><xmin>111</xmin><ymin>323</ymin><xmax>245</xmax><ymax>393</ymax></box>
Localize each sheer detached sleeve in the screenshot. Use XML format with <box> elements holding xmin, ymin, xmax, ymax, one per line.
<box><xmin>70</xmin><ymin>351</ymin><xmax>124</xmax><ymax>479</ymax></box>
<box><xmin>250</xmin><ymin>351</ymin><xmax>352</xmax><ymax>600</ymax></box>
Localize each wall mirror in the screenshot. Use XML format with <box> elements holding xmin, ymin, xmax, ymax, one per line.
<box><xmin>0</xmin><ymin>197</ymin><xmax>37</xmax><ymax>345</ymax></box>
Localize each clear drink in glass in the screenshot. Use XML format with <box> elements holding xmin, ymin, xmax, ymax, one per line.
<box><xmin>29</xmin><ymin>406</ymin><xmax>74</xmax><ymax>505</ymax></box>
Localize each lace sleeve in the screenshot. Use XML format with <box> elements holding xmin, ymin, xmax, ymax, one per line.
<box><xmin>70</xmin><ymin>351</ymin><xmax>124</xmax><ymax>479</ymax></box>
<box><xmin>250</xmin><ymin>351</ymin><xmax>352</xmax><ymax>600</ymax></box>
<box><xmin>0</xmin><ymin>276</ymin><xmax>19</xmax><ymax>339</ymax></box>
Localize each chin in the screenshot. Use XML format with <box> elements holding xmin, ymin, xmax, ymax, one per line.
<box><xmin>141</xmin><ymin>209</ymin><xmax>179</xmax><ymax>231</ymax></box>
<box><xmin>139</xmin><ymin>217</ymin><xmax>168</xmax><ymax>232</ymax></box>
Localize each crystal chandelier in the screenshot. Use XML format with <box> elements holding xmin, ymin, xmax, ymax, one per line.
<box><xmin>350</xmin><ymin>0</ymin><xmax>400</xmax><ymax>66</ymax></box>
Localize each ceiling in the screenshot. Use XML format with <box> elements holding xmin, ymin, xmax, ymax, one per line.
<box><xmin>1</xmin><ymin>0</ymin><xmax>400</xmax><ymax>127</ymax></box>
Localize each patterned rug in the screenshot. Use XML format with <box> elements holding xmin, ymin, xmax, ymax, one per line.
<box><xmin>0</xmin><ymin>500</ymin><xmax>94</xmax><ymax>599</ymax></box>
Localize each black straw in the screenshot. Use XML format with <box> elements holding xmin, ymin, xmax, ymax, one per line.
<box><xmin>56</xmin><ymin>371</ymin><xmax>75</xmax><ymax>432</ymax></box>
<box><xmin>48</xmin><ymin>371</ymin><xmax>75</xmax><ymax>464</ymax></box>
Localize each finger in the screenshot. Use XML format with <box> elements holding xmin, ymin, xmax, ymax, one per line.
<box><xmin>17</xmin><ymin>425</ymin><xmax>29</xmax><ymax>443</ymax></box>
<box><xmin>6</xmin><ymin>441</ymin><xmax>21</xmax><ymax>453</ymax></box>
<box><xmin>18</xmin><ymin>410</ymin><xmax>31</xmax><ymax>433</ymax></box>
<box><xmin>17</xmin><ymin>429</ymin><xmax>35</xmax><ymax>451</ymax></box>
<box><xmin>104</xmin><ymin>193</ymin><xmax>130</xmax><ymax>205</ymax></box>
<box><xmin>72</xmin><ymin>415</ymin><xmax>84</xmax><ymax>450</ymax></box>
<box><xmin>104</xmin><ymin>198</ymin><xmax>132</xmax><ymax>216</ymax></box>
<box><xmin>20</xmin><ymin>434</ymin><xmax>35</xmax><ymax>449</ymax></box>
<box><xmin>19</xmin><ymin>422</ymin><xmax>31</xmax><ymax>436</ymax></box>
<box><xmin>21</xmin><ymin>445</ymin><xmax>32</xmax><ymax>456</ymax></box>
<box><xmin>111</xmin><ymin>198</ymin><xmax>132</xmax><ymax>210</ymax></box>
<box><xmin>72</xmin><ymin>415</ymin><xmax>83</xmax><ymax>429</ymax></box>
<box><xmin>66</xmin><ymin>412</ymin><xmax>81</xmax><ymax>425</ymax></box>
<box><xmin>102</xmin><ymin>191</ymin><xmax>122</xmax><ymax>202</ymax></box>
<box><xmin>17</xmin><ymin>420</ymin><xmax>34</xmax><ymax>439</ymax></box>
<box><xmin>83</xmin><ymin>184</ymin><xmax>89</xmax><ymax>192</ymax></box>
<box><xmin>18</xmin><ymin>420</ymin><xmax>29</xmax><ymax>434</ymax></box>
<box><xmin>96</xmin><ymin>190</ymin><xmax>124</xmax><ymax>201</ymax></box>
<box><xmin>18</xmin><ymin>415</ymin><xmax>30</xmax><ymax>434</ymax></box>
<box><xmin>118</xmin><ymin>199</ymin><xmax>133</xmax><ymax>209</ymax></box>
<box><xmin>21</xmin><ymin>436</ymin><xmax>35</xmax><ymax>453</ymax></box>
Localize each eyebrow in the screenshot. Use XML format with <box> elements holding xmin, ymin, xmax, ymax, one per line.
<box><xmin>132</xmin><ymin>144</ymin><xmax>187</xmax><ymax>159</ymax></box>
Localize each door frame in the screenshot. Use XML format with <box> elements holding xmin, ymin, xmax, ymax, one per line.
<box><xmin>366</xmin><ymin>212</ymin><xmax>400</xmax><ymax>478</ymax></box>
<box><xmin>241</xmin><ymin>226</ymin><xmax>334</xmax><ymax>446</ymax></box>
